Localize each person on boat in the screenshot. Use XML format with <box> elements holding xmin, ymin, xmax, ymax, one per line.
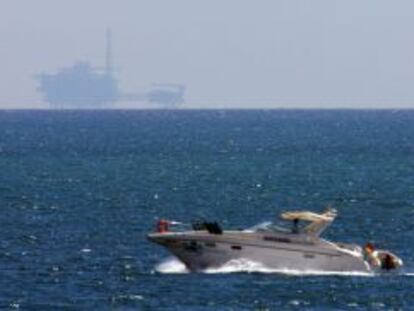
<box><xmin>292</xmin><ymin>218</ymin><xmax>300</xmax><ymax>233</ymax></box>
<box><xmin>382</xmin><ymin>253</ymin><xmax>396</xmax><ymax>270</ymax></box>
<box><xmin>157</xmin><ymin>219</ymin><xmax>170</xmax><ymax>233</ymax></box>
<box><xmin>364</xmin><ymin>243</ymin><xmax>381</xmax><ymax>267</ymax></box>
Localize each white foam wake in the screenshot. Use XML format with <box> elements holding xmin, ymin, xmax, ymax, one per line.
<box><xmin>204</xmin><ymin>259</ymin><xmax>374</xmax><ymax>276</ymax></box>
<box><xmin>154</xmin><ymin>257</ymin><xmax>375</xmax><ymax>276</ymax></box>
<box><xmin>402</xmin><ymin>272</ymin><xmax>414</xmax><ymax>276</ymax></box>
<box><xmin>154</xmin><ymin>257</ymin><xmax>189</xmax><ymax>274</ymax></box>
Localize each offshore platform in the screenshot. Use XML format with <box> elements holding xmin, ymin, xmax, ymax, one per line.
<box><xmin>36</xmin><ymin>30</ymin><xmax>185</xmax><ymax>109</ymax></box>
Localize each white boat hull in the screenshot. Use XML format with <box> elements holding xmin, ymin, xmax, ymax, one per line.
<box><xmin>148</xmin><ymin>231</ymin><xmax>371</xmax><ymax>272</ymax></box>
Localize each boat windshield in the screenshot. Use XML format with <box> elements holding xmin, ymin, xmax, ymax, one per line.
<box><xmin>244</xmin><ymin>221</ymin><xmax>290</xmax><ymax>233</ymax></box>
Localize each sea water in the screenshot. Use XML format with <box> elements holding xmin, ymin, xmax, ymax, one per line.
<box><xmin>0</xmin><ymin>110</ymin><xmax>413</xmax><ymax>310</ymax></box>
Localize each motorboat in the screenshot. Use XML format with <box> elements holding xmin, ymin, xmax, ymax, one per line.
<box><xmin>147</xmin><ymin>209</ymin><xmax>403</xmax><ymax>273</ymax></box>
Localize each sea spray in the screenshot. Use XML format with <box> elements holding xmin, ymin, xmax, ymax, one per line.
<box><xmin>154</xmin><ymin>257</ymin><xmax>189</xmax><ymax>274</ymax></box>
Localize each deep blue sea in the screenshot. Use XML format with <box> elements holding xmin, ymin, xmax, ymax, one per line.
<box><xmin>1</xmin><ymin>110</ymin><xmax>414</xmax><ymax>310</ymax></box>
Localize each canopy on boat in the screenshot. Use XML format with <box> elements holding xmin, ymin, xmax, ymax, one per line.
<box><xmin>280</xmin><ymin>208</ymin><xmax>337</xmax><ymax>236</ymax></box>
<box><xmin>281</xmin><ymin>210</ymin><xmax>336</xmax><ymax>222</ymax></box>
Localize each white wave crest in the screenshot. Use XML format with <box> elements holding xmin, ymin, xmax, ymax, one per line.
<box><xmin>154</xmin><ymin>257</ymin><xmax>189</xmax><ymax>274</ymax></box>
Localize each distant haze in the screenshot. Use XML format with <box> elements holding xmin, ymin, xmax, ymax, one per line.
<box><xmin>1</xmin><ymin>0</ymin><xmax>413</xmax><ymax>109</ymax></box>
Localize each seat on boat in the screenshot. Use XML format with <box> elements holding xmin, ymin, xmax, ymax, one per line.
<box><xmin>192</xmin><ymin>221</ymin><xmax>223</xmax><ymax>234</ymax></box>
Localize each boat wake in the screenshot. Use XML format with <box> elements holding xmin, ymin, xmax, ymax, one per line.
<box><xmin>204</xmin><ymin>259</ymin><xmax>374</xmax><ymax>276</ymax></box>
<box><xmin>402</xmin><ymin>272</ymin><xmax>414</xmax><ymax>276</ymax></box>
<box><xmin>153</xmin><ymin>257</ymin><xmax>377</xmax><ymax>276</ymax></box>
<box><xmin>154</xmin><ymin>257</ymin><xmax>189</xmax><ymax>274</ymax></box>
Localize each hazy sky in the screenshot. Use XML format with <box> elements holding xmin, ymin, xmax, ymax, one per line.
<box><xmin>1</xmin><ymin>0</ymin><xmax>413</xmax><ymax>108</ymax></box>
